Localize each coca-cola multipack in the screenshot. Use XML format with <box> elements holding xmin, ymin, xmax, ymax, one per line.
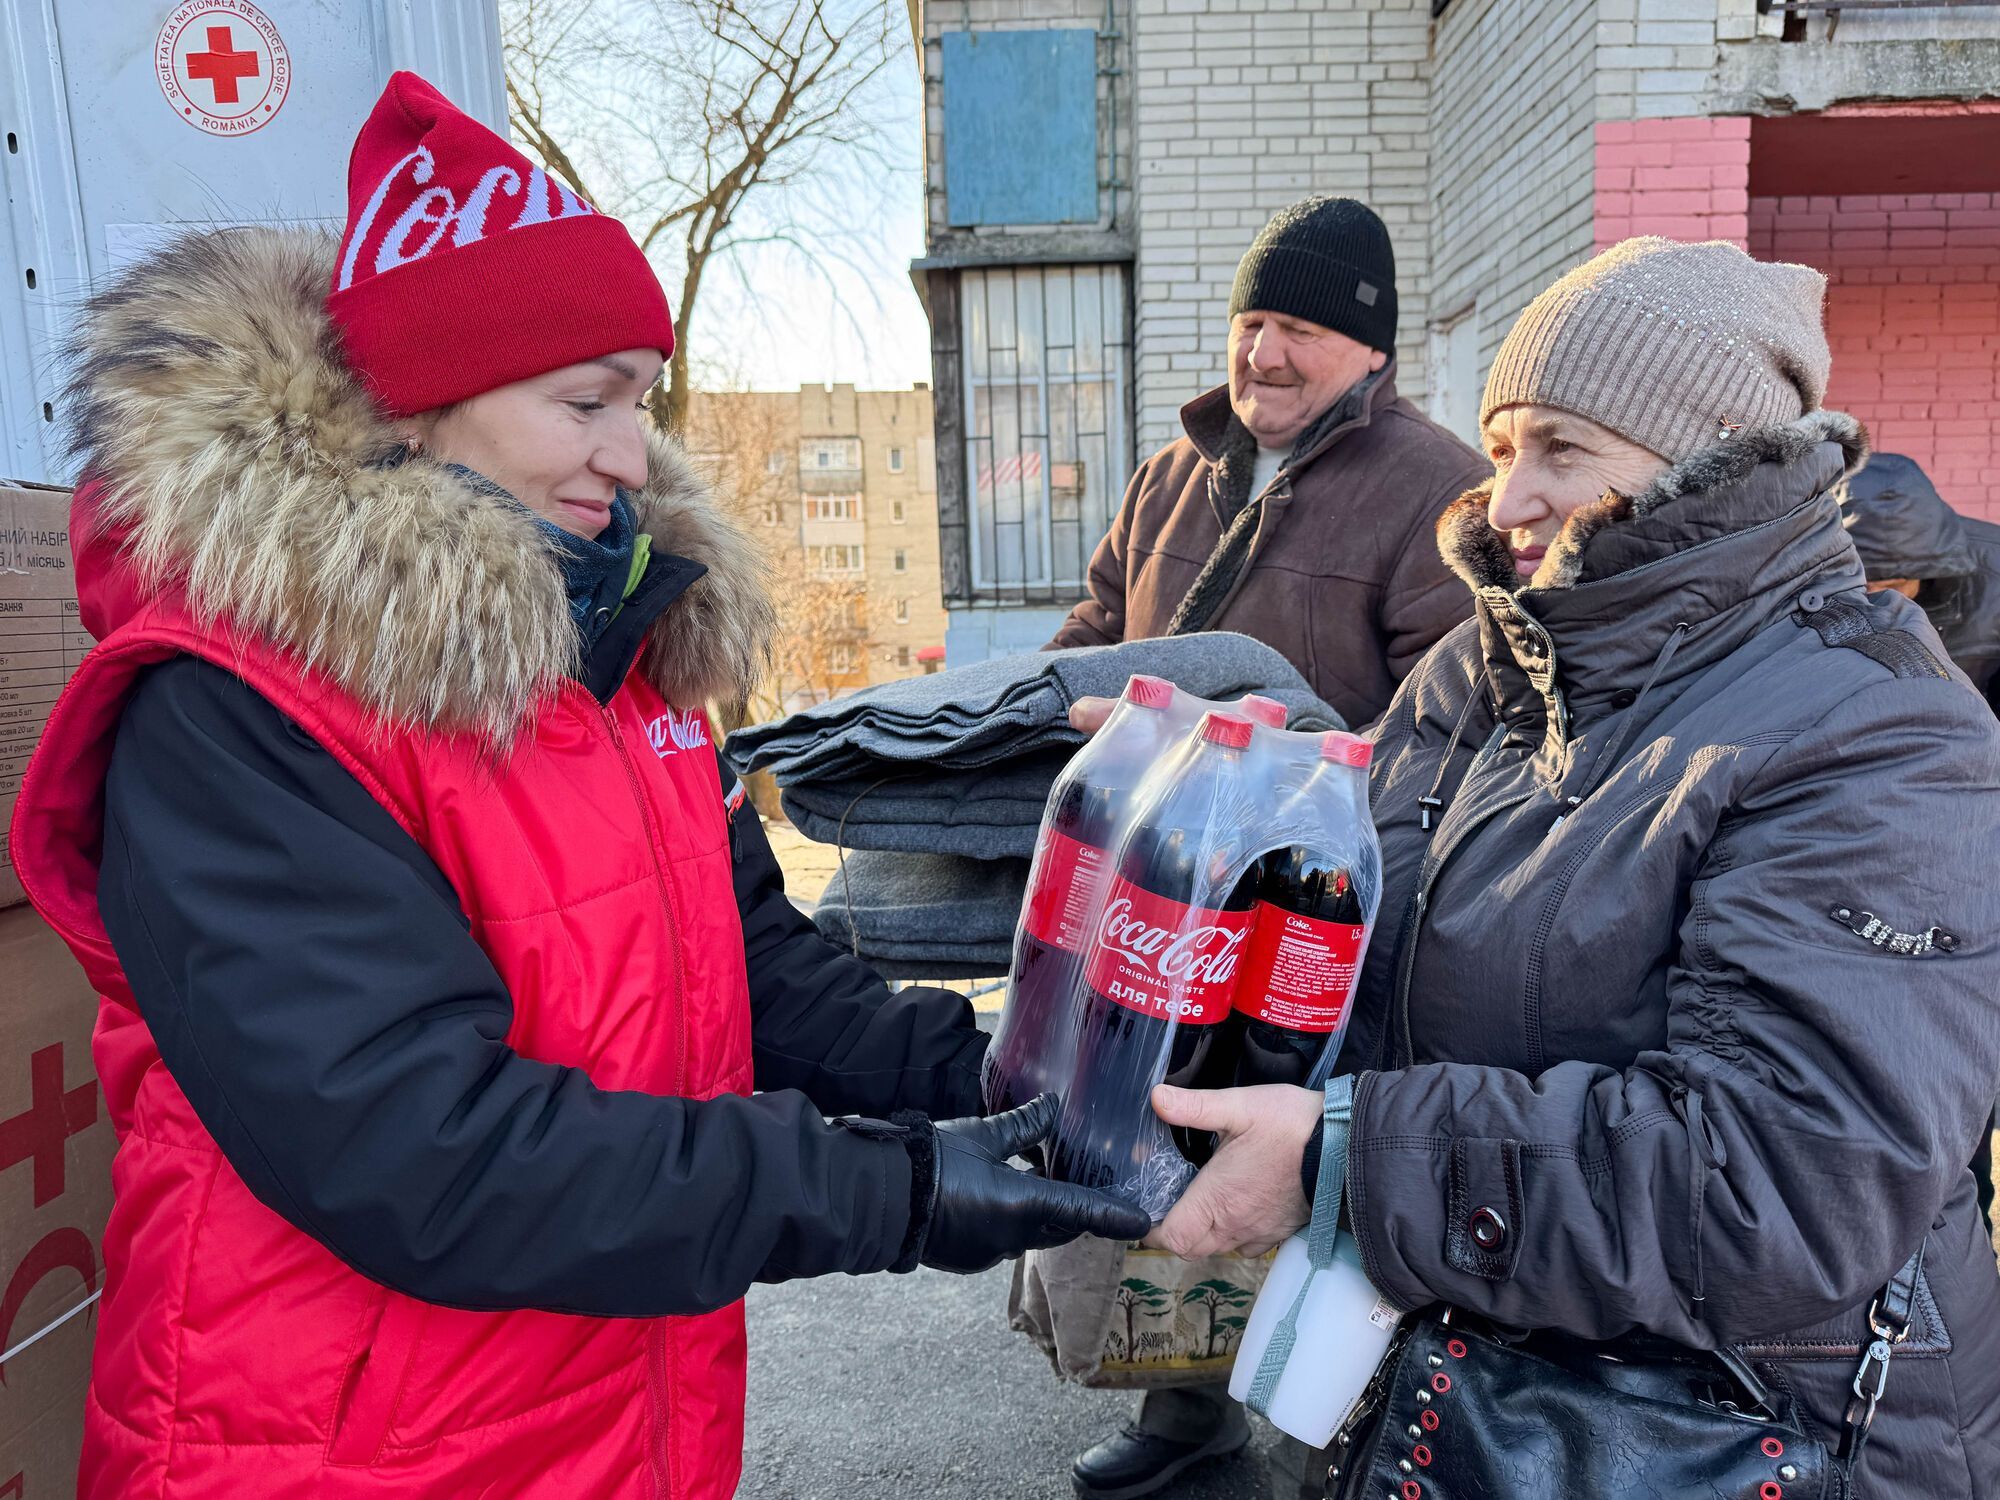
<box><xmin>984</xmin><ymin>676</ymin><xmax>1381</xmax><ymax>1221</ymax></box>
<box><xmin>983</xmin><ymin>677</ymin><xmax>1286</xmax><ymax>1117</ymax></box>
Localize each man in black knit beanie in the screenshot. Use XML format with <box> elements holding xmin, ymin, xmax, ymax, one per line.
<box><xmin>1232</xmin><ymin>195</ymin><xmax>1402</xmax><ymax>365</ymax></box>
<box><xmin>1048</xmin><ymin>195</ymin><xmax>1485</xmax><ymax>735</ymax></box>
<box><xmin>1039</xmin><ymin>199</ymin><xmax>1487</xmax><ymax>1498</ymax></box>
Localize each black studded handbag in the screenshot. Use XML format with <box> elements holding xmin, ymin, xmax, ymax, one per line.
<box><xmin>1327</xmin><ymin>1246</ymin><xmax>1925</xmax><ymax>1500</ymax></box>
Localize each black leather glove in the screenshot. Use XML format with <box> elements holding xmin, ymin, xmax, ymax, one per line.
<box><xmin>915</xmin><ymin>1094</ymin><xmax>1154</xmax><ymax>1276</ymax></box>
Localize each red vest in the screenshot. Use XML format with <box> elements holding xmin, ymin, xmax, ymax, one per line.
<box><xmin>12</xmin><ymin>511</ymin><xmax>755</xmax><ymax>1499</ymax></box>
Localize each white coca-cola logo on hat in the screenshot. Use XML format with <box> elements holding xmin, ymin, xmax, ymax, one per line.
<box><xmin>335</xmin><ymin>147</ymin><xmax>596</xmax><ymax>292</ymax></box>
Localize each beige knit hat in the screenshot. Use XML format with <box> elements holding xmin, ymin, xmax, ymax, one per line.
<box><xmin>1481</xmin><ymin>237</ymin><xmax>1831</xmax><ymax>463</ymax></box>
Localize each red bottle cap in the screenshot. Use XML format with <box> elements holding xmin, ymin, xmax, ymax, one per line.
<box><xmin>1200</xmin><ymin>712</ymin><xmax>1255</xmax><ymax>749</ymax></box>
<box><xmin>1238</xmin><ymin>695</ymin><xmax>1288</xmax><ymax>728</ymax></box>
<box><xmin>1123</xmin><ymin>674</ymin><xmax>1176</xmax><ymax>710</ymax></box>
<box><xmin>1321</xmin><ymin>732</ymin><xmax>1373</xmax><ymax>768</ymax></box>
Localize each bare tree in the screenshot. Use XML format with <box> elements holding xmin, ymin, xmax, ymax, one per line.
<box><xmin>680</xmin><ymin>385</ymin><xmax>792</xmax><ymax>534</ymax></box>
<box><xmin>764</xmin><ymin>554</ymin><xmax>870</xmax><ymax>712</ymax></box>
<box><xmin>504</xmin><ymin>0</ymin><xmax>904</xmax><ymax>433</ymax></box>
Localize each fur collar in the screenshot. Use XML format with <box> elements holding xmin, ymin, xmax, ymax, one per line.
<box><xmin>1191</xmin><ymin>367</ymin><xmax>1389</xmax><ymax>533</ymax></box>
<box><xmin>1206</xmin><ymin>419</ymin><xmax>1262</xmax><ymax>523</ymax></box>
<box><xmin>1437</xmin><ymin>410</ymin><xmax>1869</xmax><ymax>596</ymax></box>
<box><xmin>64</xmin><ymin>228</ymin><xmax>773</xmax><ymax>747</ymax></box>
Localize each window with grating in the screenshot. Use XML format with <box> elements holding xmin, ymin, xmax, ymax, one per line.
<box><xmin>961</xmin><ymin>263</ymin><xmax>1131</xmax><ymax>595</ymax></box>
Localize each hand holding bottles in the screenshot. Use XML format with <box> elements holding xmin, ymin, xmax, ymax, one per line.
<box><xmin>1144</xmin><ymin>1082</ymin><xmax>1322</xmax><ymax>1259</ymax></box>
<box><xmin>919</xmin><ymin>1094</ymin><xmax>1155</xmax><ymax>1275</ymax></box>
<box><xmin>1067</xmin><ymin>696</ymin><xmax>1119</xmax><ymax>735</ymax></box>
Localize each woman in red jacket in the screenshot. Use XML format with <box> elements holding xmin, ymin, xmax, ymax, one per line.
<box><xmin>8</xmin><ymin>73</ymin><xmax>1145</xmax><ymax>1500</ymax></box>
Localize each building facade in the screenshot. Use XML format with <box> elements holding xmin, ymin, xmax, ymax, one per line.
<box><xmin>686</xmin><ymin>383</ymin><xmax>949</xmax><ymax>704</ymax></box>
<box><xmin>911</xmin><ymin>0</ymin><xmax>2000</xmax><ymax>663</ymax></box>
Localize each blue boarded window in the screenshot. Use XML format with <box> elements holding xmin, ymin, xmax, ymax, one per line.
<box><xmin>941</xmin><ymin>30</ymin><xmax>1099</xmax><ymax>227</ymax></box>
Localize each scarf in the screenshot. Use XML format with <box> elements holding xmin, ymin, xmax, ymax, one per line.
<box><xmin>1167</xmin><ymin>369</ymin><xmax>1383</xmax><ymax>638</ymax></box>
<box><xmin>443</xmin><ymin>463</ymin><xmax>648</xmax><ymax>657</ymax></box>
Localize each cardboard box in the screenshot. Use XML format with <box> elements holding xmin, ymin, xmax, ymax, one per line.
<box><xmin>0</xmin><ymin>481</ymin><xmax>89</xmax><ymax>911</ymax></box>
<box><xmin>0</xmin><ymin>904</ymin><xmax>111</xmax><ymax>1500</ymax></box>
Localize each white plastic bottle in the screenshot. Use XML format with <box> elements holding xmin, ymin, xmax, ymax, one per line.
<box><xmin>1228</xmin><ymin>1229</ymin><xmax>1403</xmax><ymax>1446</ymax></box>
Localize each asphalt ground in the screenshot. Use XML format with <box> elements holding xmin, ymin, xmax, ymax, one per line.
<box><xmin>740</xmin><ymin>1259</ymin><xmax>1289</xmax><ymax>1500</ymax></box>
<box><xmin>739</xmin><ymin>1008</ymin><xmax>1291</xmax><ymax>1500</ymax></box>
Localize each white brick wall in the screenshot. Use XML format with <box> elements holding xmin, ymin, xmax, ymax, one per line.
<box><xmin>1426</xmin><ymin>0</ymin><xmax>1598</xmax><ymax>431</ymax></box>
<box><xmin>1127</xmin><ymin>0</ymin><xmax>1439</xmax><ymax>452</ymax></box>
<box><xmin>923</xmin><ymin>0</ymin><xmax>1991</xmax><ymax>471</ymax></box>
<box><xmin>1597</xmin><ymin>0</ymin><xmax>1722</xmax><ymax>119</ymax></box>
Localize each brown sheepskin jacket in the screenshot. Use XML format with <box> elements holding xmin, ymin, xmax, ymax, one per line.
<box><xmin>1047</xmin><ymin>369</ymin><xmax>1488</xmax><ymax>728</ymax></box>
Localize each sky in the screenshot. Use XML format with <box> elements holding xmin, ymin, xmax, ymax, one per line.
<box><xmin>688</xmin><ymin>93</ymin><xmax>935</xmax><ymax>394</ymax></box>
<box><xmin>534</xmin><ymin>2</ymin><xmax>937</xmax><ymax>395</ymax></box>
<box><xmin>689</xmin><ymin>168</ymin><xmax>936</xmax><ymax>393</ymax></box>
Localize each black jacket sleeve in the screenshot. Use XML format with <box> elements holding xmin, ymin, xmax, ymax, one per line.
<box><xmin>97</xmin><ymin>657</ymin><xmax>925</xmax><ymax>1318</ymax></box>
<box><xmin>723</xmin><ymin>766</ymin><xmax>988</xmax><ymax>1122</ymax></box>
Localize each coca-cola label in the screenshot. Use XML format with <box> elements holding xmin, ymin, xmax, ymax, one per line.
<box><xmin>1084</xmin><ymin>876</ymin><xmax>1251</xmax><ymax>1024</ymax></box>
<box><xmin>1023</xmin><ymin>830</ymin><xmax>1109</xmax><ymax>954</ymax></box>
<box><xmin>1233</xmin><ymin>904</ymin><xmax>1366</xmax><ymax>1033</ymax></box>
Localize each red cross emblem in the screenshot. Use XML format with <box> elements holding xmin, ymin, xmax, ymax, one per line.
<box><xmin>156</xmin><ymin>2</ymin><xmax>291</xmax><ymax>138</ymax></box>
<box><xmin>185</xmin><ymin>25</ymin><xmax>260</xmax><ymax>106</ymax></box>
<box><xmin>0</xmin><ymin>1043</ymin><xmax>98</xmax><ymax>1209</ymax></box>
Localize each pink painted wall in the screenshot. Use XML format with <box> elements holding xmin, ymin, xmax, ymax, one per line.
<box><xmin>1750</xmin><ymin>194</ymin><xmax>2000</xmax><ymax>521</ymax></box>
<box><xmin>1591</xmin><ymin>115</ymin><xmax>1999</xmax><ymax>520</ymax></box>
<box><xmin>1594</xmin><ymin>118</ymin><xmax>1750</xmax><ymax>250</ymax></box>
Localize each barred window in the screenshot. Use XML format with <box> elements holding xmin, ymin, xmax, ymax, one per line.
<box><xmin>961</xmin><ymin>264</ymin><xmax>1130</xmax><ymax>594</ymax></box>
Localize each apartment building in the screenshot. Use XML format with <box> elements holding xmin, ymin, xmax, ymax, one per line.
<box><xmin>687</xmin><ymin>383</ymin><xmax>949</xmax><ymax>702</ymax></box>
<box><xmin>910</xmin><ymin>0</ymin><xmax>2000</xmax><ymax>662</ymax></box>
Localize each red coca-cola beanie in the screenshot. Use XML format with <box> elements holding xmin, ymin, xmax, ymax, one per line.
<box><xmin>326</xmin><ymin>71</ymin><xmax>676</xmax><ymax>416</ymax></box>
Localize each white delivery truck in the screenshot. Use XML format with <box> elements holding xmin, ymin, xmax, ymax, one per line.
<box><xmin>0</xmin><ymin>0</ymin><xmax>506</xmax><ymax>485</ymax></box>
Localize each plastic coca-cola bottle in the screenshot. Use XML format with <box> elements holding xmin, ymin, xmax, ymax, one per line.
<box><xmin>984</xmin><ymin>675</ymin><xmax>1180</xmax><ymax>1116</ymax></box>
<box><xmin>1048</xmin><ymin>712</ymin><xmax>1264</xmax><ymax>1211</ymax></box>
<box><xmin>1220</xmin><ymin>732</ymin><xmax>1377</xmax><ymax>1091</ymax></box>
<box><xmin>984</xmin><ymin>686</ymin><xmax>1289</xmax><ymax>1116</ymax></box>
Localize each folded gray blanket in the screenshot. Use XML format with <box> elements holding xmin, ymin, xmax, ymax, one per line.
<box><xmin>727</xmin><ymin>635</ymin><xmax>1346</xmax><ymax>864</ymax></box>
<box><xmin>780</xmin><ymin>749</ymin><xmax>1072</xmax><ymax>862</ymax></box>
<box><xmin>724</xmin><ymin>633</ymin><xmax>1344</xmax><ymax>786</ymax></box>
<box><xmin>812</xmin><ymin>849</ymin><xmax>1024</xmax><ymax>980</ymax></box>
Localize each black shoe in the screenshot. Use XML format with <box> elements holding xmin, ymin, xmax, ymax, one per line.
<box><xmin>1070</xmin><ymin>1411</ymin><xmax>1251</xmax><ymax>1499</ymax></box>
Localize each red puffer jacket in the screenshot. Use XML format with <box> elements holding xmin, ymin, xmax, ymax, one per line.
<box><xmin>25</xmin><ymin>601</ymin><xmax>755</xmax><ymax>1500</ymax></box>
<box><xmin>8</xmin><ymin>229</ymin><xmax>939</xmax><ymax>1499</ymax></box>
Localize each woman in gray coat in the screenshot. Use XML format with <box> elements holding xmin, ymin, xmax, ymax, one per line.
<box><xmin>1148</xmin><ymin>237</ymin><xmax>2000</xmax><ymax>1496</ymax></box>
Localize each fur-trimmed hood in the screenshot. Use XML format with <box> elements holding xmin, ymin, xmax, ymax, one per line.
<box><xmin>1431</xmin><ymin>410</ymin><xmax>1872</xmax><ymax>740</ymax></box>
<box><xmin>64</xmin><ymin>228</ymin><xmax>774</xmax><ymax>746</ymax></box>
<box><xmin>1437</xmin><ymin>409</ymin><xmax>1869</xmax><ymax>597</ymax></box>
